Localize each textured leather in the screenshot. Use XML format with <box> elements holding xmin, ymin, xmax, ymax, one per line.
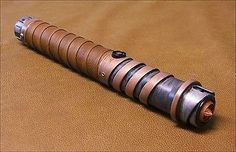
<box><xmin>1</xmin><ymin>1</ymin><xmax>235</xmax><ymax>151</ymax></box>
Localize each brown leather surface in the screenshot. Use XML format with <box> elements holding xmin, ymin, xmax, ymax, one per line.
<box><xmin>1</xmin><ymin>1</ymin><xmax>235</xmax><ymax>151</ymax></box>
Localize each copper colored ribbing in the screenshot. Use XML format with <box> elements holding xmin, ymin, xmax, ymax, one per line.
<box><xmin>112</xmin><ymin>60</ymin><xmax>142</xmax><ymax>92</ymax></box>
<box><xmin>170</xmin><ymin>80</ymin><xmax>201</xmax><ymax>121</ymax></box>
<box><xmin>98</xmin><ymin>51</ymin><xmax>129</xmax><ymax>85</ymax></box>
<box><xmin>86</xmin><ymin>45</ymin><xmax>110</xmax><ymax>79</ymax></box>
<box><xmin>40</xmin><ymin>26</ymin><xmax>58</xmax><ymax>57</ymax></box>
<box><xmin>76</xmin><ymin>41</ymin><xmax>96</xmax><ymax>74</ymax></box>
<box><xmin>139</xmin><ymin>72</ymin><xmax>172</xmax><ymax>105</ymax></box>
<box><xmin>48</xmin><ymin>29</ymin><xmax>68</xmax><ymax>61</ymax></box>
<box><xmin>32</xmin><ymin>22</ymin><xmax>49</xmax><ymax>51</ymax></box>
<box><xmin>84</xmin><ymin>45</ymin><xmax>102</xmax><ymax>75</ymax></box>
<box><xmin>125</xmin><ymin>66</ymin><xmax>155</xmax><ymax>97</ymax></box>
<box><xmin>23</xmin><ymin>19</ymin><xmax>41</xmax><ymax>45</ymax></box>
<box><xmin>67</xmin><ymin>37</ymin><xmax>87</xmax><ymax>70</ymax></box>
<box><xmin>25</xmin><ymin>20</ymin><xmax>45</xmax><ymax>48</ymax></box>
<box><xmin>32</xmin><ymin>23</ymin><xmax>50</xmax><ymax>52</ymax></box>
<box><xmin>58</xmin><ymin>33</ymin><xmax>76</xmax><ymax>66</ymax></box>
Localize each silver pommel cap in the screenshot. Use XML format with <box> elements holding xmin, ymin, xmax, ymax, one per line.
<box><xmin>14</xmin><ymin>16</ymin><xmax>33</xmax><ymax>42</ymax></box>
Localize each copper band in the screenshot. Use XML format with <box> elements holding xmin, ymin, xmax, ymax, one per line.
<box><xmin>67</xmin><ymin>37</ymin><xmax>87</xmax><ymax>70</ymax></box>
<box><xmin>170</xmin><ymin>80</ymin><xmax>201</xmax><ymax>121</ymax></box>
<box><xmin>97</xmin><ymin>51</ymin><xmax>129</xmax><ymax>85</ymax></box>
<box><xmin>83</xmin><ymin>44</ymin><xmax>102</xmax><ymax>75</ymax></box>
<box><xmin>32</xmin><ymin>23</ymin><xmax>50</xmax><ymax>52</ymax></box>
<box><xmin>48</xmin><ymin>29</ymin><xmax>68</xmax><ymax>61</ymax></box>
<box><xmin>125</xmin><ymin>66</ymin><xmax>155</xmax><ymax>97</ymax></box>
<box><xmin>40</xmin><ymin>26</ymin><xmax>58</xmax><ymax>57</ymax></box>
<box><xmin>58</xmin><ymin>33</ymin><xmax>76</xmax><ymax>66</ymax></box>
<box><xmin>25</xmin><ymin>20</ymin><xmax>45</xmax><ymax>48</ymax></box>
<box><xmin>112</xmin><ymin>60</ymin><xmax>142</xmax><ymax>92</ymax></box>
<box><xmin>139</xmin><ymin>72</ymin><xmax>172</xmax><ymax>105</ymax></box>
<box><xmin>23</xmin><ymin>19</ymin><xmax>41</xmax><ymax>44</ymax></box>
<box><xmin>76</xmin><ymin>41</ymin><xmax>96</xmax><ymax>74</ymax></box>
<box><xmin>86</xmin><ymin>45</ymin><xmax>110</xmax><ymax>79</ymax></box>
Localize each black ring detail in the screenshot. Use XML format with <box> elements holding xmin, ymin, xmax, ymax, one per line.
<box><xmin>108</xmin><ymin>58</ymin><xmax>132</xmax><ymax>87</ymax></box>
<box><xmin>133</xmin><ymin>70</ymin><xmax>160</xmax><ymax>99</ymax></box>
<box><xmin>120</xmin><ymin>63</ymin><xmax>146</xmax><ymax>93</ymax></box>
<box><xmin>132</xmin><ymin>69</ymin><xmax>159</xmax><ymax>99</ymax></box>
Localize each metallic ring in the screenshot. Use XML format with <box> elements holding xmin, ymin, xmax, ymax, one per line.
<box><xmin>139</xmin><ymin>72</ymin><xmax>172</xmax><ymax>105</ymax></box>
<box><xmin>170</xmin><ymin>80</ymin><xmax>201</xmax><ymax>121</ymax></box>
<box><xmin>125</xmin><ymin>66</ymin><xmax>155</xmax><ymax>98</ymax></box>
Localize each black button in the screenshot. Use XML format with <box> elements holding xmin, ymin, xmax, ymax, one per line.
<box><xmin>112</xmin><ymin>50</ymin><xmax>126</xmax><ymax>58</ymax></box>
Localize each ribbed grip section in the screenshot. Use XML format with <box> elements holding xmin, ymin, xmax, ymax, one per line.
<box><xmin>24</xmin><ymin>19</ymin><xmax>110</xmax><ymax>79</ymax></box>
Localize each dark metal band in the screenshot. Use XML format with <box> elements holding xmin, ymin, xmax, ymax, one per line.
<box><xmin>139</xmin><ymin>72</ymin><xmax>172</xmax><ymax>105</ymax></box>
<box><xmin>170</xmin><ymin>80</ymin><xmax>201</xmax><ymax>121</ymax></box>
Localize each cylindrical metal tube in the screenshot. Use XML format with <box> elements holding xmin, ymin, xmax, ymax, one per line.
<box><xmin>14</xmin><ymin>16</ymin><xmax>216</xmax><ymax>128</ymax></box>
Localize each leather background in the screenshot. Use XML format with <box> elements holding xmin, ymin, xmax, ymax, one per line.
<box><xmin>1</xmin><ymin>1</ymin><xmax>235</xmax><ymax>151</ymax></box>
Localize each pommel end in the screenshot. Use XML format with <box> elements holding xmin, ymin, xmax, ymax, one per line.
<box><xmin>14</xmin><ymin>16</ymin><xmax>33</xmax><ymax>42</ymax></box>
<box><xmin>199</xmin><ymin>100</ymin><xmax>214</xmax><ymax>123</ymax></box>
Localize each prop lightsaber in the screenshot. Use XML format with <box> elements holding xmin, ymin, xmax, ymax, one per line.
<box><xmin>14</xmin><ymin>16</ymin><xmax>216</xmax><ymax>128</ymax></box>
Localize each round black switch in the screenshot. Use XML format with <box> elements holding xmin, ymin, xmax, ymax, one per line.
<box><xmin>112</xmin><ymin>50</ymin><xmax>126</xmax><ymax>58</ymax></box>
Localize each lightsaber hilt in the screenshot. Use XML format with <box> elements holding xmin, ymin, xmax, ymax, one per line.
<box><xmin>14</xmin><ymin>16</ymin><xmax>216</xmax><ymax>128</ymax></box>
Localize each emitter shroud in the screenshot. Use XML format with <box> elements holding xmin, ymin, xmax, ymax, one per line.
<box><xmin>14</xmin><ymin>16</ymin><xmax>216</xmax><ymax>128</ymax></box>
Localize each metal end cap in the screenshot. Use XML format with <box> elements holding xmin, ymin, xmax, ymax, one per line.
<box><xmin>14</xmin><ymin>16</ymin><xmax>33</xmax><ymax>42</ymax></box>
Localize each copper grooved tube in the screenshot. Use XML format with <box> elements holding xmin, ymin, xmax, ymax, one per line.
<box><xmin>49</xmin><ymin>29</ymin><xmax>68</xmax><ymax>61</ymax></box>
<box><xmin>14</xmin><ymin>17</ymin><xmax>216</xmax><ymax>128</ymax></box>
<box><xmin>40</xmin><ymin>26</ymin><xmax>58</xmax><ymax>57</ymax></box>
<box><xmin>25</xmin><ymin>20</ymin><xmax>45</xmax><ymax>48</ymax></box>
<box><xmin>111</xmin><ymin>60</ymin><xmax>142</xmax><ymax>91</ymax></box>
<box><xmin>67</xmin><ymin>37</ymin><xmax>88</xmax><ymax>71</ymax></box>
<box><xmin>32</xmin><ymin>23</ymin><xmax>50</xmax><ymax>52</ymax></box>
<box><xmin>58</xmin><ymin>33</ymin><xmax>76</xmax><ymax>66</ymax></box>
<box><xmin>125</xmin><ymin>66</ymin><xmax>155</xmax><ymax>97</ymax></box>
<box><xmin>76</xmin><ymin>41</ymin><xmax>97</xmax><ymax>74</ymax></box>
<box><xmin>86</xmin><ymin>46</ymin><xmax>110</xmax><ymax>79</ymax></box>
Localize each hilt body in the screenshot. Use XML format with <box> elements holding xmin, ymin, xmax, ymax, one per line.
<box><xmin>14</xmin><ymin>16</ymin><xmax>216</xmax><ymax>127</ymax></box>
